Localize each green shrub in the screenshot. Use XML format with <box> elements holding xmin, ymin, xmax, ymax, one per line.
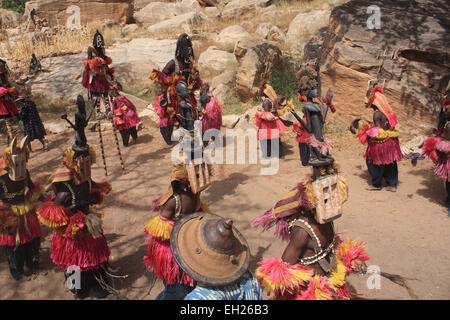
<box><xmin>1</xmin><ymin>0</ymin><xmax>28</xmax><ymax>14</ymax></box>
<box><xmin>270</xmin><ymin>61</ymin><xmax>302</xmax><ymax>108</ymax></box>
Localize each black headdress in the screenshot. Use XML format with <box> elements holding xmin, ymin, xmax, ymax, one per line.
<box><xmin>61</xmin><ymin>95</ymin><xmax>96</xmax><ymax>157</ymax></box>
<box><xmin>0</xmin><ymin>58</ymin><xmax>9</xmax><ymax>75</ymax></box>
<box><xmin>175</xmin><ymin>33</ymin><xmax>194</xmax><ymax>65</ymax></box>
<box><xmin>93</xmin><ymin>30</ymin><xmax>106</xmax><ymax>58</ymax></box>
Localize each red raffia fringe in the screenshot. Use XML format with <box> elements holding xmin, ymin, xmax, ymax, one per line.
<box><xmin>0</xmin><ymin>210</ymin><xmax>42</xmax><ymax>246</ymax></box>
<box><xmin>50</xmin><ymin>231</ymin><xmax>110</xmax><ymax>271</ymax></box>
<box><xmin>365</xmin><ymin>137</ymin><xmax>404</xmax><ymax>165</ymax></box>
<box><xmin>143</xmin><ymin>235</ymin><xmax>192</xmax><ymax>285</ymax></box>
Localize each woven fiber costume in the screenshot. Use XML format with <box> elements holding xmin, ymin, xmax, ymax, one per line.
<box><xmin>150</xmin><ymin>33</ymin><xmax>202</xmax><ymax>145</ymax></box>
<box><xmin>169</xmin><ymin>212</ymin><xmax>262</xmax><ymax>300</ymax></box>
<box><xmin>351</xmin><ymin>85</ymin><xmax>404</xmax><ymax>191</ymax></box>
<box><xmin>111</xmin><ymin>84</ymin><xmax>140</xmax><ymax>147</ymax></box>
<box><xmin>82</xmin><ymin>30</ymin><xmax>114</xmax><ymax>101</ymax></box>
<box><xmin>251</xmin><ymin>174</ymin><xmax>370</xmax><ymax>300</ymax></box>
<box><xmin>423</xmin><ymin>115</ymin><xmax>450</xmax><ymax>216</ymax></box>
<box><xmin>143</xmin><ymin>156</ymin><xmax>212</xmax><ymax>300</ymax></box>
<box><xmin>199</xmin><ymin>83</ymin><xmax>222</xmax><ymax>134</ymax></box>
<box><xmin>36</xmin><ymin>97</ymin><xmax>113</xmax><ymax>299</ymax></box>
<box><xmin>254</xmin><ymin>81</ymin><xmax>289</xmax><ymax>158</ymax></box>
<box><xmin>82</xmin><ymin>33</ymin><xmax>125</xmax><ymax>176</ymax></box>
<box><xmin>16</xmin><ymin>92</ymin><xmax>48</xmax><ymax>152</ymax></box>
<box><xmin>0</xmin><ymin>59</ymin><xmax>20</xmax><ymax>143</ymax></box>
<box><xmin>0</xmin><ymin>136</ymin><xmax>43</xmax><ymax>280</ymax></box>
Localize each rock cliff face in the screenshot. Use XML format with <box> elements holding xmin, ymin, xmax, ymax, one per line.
<box><xmin>25</xmin><ymin>0</ymin><xmax>133</xmax><ymax>27</ymax></box>
<box><xmin>0</xmin><ymin>8</ymin><xmax>22</xmax><ymax>29</ymax></box>
<box><xmin>315</xmin><ymin>0</ymin><xmax>450</xmax><ymax>129</ymax></box>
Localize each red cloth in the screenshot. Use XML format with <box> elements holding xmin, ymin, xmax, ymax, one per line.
<box><xmin>82</xmin><ymin>70</ymin><xmax>110</xmax><ymax>94</ymax></box>
<box><xmin>112</xmin><ymin>95</ymin><xmax>141</xmax><ymax>131</ymax></box>
<box><xmin>0</xmin><ymin>86</ymin><xmax>19</xmax><ymax>116</ymax></box>
<box><xmin>0</xmin><ymin>207</ymin><xmax>42</xmax><ymax>246</ymax></box>
<box><xmin>255</xmin><ymin>112</ymin><xmax>289</xmax><ymax>140</ymax></box>
<box><xmin>201</xmin><ymin>96</ymin><xmax>222</xmax><ymax>132</ymax></box>
<box><xmin>153</xmin><ymin>94</ymin><xmax>178</xmax><ymax>128</ymax></box>
<box><xmin>81</xmin><ymin>57</ymin><xmax>114</xmax><ymax>94</ymax></box>
<box><xmin>293</xmin><ymin>120</ymin><xmax>311</xmax><ymax>143</ymax></box>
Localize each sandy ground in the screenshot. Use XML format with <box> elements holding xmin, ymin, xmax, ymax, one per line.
<box><xmin>0</xmin><ymin>116</ymin><xmax>449</xmax><ymax>300</ymax></box>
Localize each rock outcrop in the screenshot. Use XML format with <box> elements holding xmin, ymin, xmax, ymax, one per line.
<box><xmin>0</xmin><ymin>8</ymin><xmax>21</xmax><ymax>29</ymax></box>
<box><xmin>25</xmin><ymin>0</ymin><xmax>133</xmax><ymax>27</ymax></box>
<box><xmin>315</xmin><ymin>0</ymin><xmax>450</xmax><ymax>129</ymax></box>
<box><xmin>198</xmin><ymin>46</ymin><xmax>238</xmax><ymax>76</ymax></box>
<box><xmin>27</xmin><ymin>38</ymin><xmax>176</xmax><ymax>101</ymax></box>
<box><xmin>234</xmin><ymin>39</ymin><xmax>282</xmax><ymax>100</ymax></box>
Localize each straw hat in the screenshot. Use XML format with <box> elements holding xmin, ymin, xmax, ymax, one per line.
<box><xmin>170</xmin><ymin>212</ymin><xmax>250</xmax><ymax>286</ymax></box>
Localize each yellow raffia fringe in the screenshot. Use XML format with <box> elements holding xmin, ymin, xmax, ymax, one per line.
<box><xmin>37</xmin><ymin>214</ymin><xmax>68</xmax><ymax>228</ymax></box>
<box><xmin>336</xmin><ymin>238</ymin><xmax>367</xmax><ymax>259</ymax></box>
<box><xmin>200</xmin><ymin>201</ymin><xmax>211</xmax><ymax>213</ymax></box>
<box><xmin>314</xmin><ymin>275</ymin><xmax>333</xmax><ymax>300</ymax></box>
<box><xmin>328</xmin><ymin>260</ymin><xmax>347</xmax><ymax>288</ymax></box>
<box><xmin>372</xmin><ymin>128</ymin><xmax>399</xmax><ymax>140</ymax></box>
<box><xmin>304</xmin><ymin>178</ymin><xmax>317</xmax><ymax>205</ymax></box>
<box><xmin>9</xmin><ymin>199</ymin><xmax>35</xmax><ymax>216</ymax></box>
<box><xmin>338</xmin><ymin>175</ymin><xmax>348</xmax><ymax>202</ymax></box>
<box><xmin>144</xmin><ymin>215</ymin><xmax>173</xmax><ymax>240</ymax></box>
<box><xmin>255</xmin><ymin>260</ymin><xmax>314</xmax><ymax>294</ymax></box>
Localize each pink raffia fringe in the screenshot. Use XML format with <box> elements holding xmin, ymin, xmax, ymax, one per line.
<box><xmin>309</xmin><ymin>135</ymin><xmax>333</xmax><ymax>155</ymax></box>
<box><xmin>365</xmin><ymin>137</ymin><xmax>404</xmax><ymax>165</ymax></box>
<box><xmin>50</xmin><ymin>231</ymin><xmax>110</xmax><ymax>271</ymax></box>
<box><xmin>143</xmin><ymin>235</ymin><xmax>192</xmax><ymax>285</ymax></box>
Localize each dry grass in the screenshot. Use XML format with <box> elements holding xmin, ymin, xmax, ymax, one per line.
<box><xmin>0</xmin><ymin>22</ymin><xmax>149</xmax><ymax>62</ymax></box>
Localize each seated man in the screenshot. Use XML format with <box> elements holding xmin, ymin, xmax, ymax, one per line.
<box><xmin>169</xmin><ymin>212</ymin><xmax>261</xmax><ymax>300</ymax></box>
<box><xmin>29</xmin><ymin>54</ymin><xmax>42</xmax><ymax>73</ymax></box>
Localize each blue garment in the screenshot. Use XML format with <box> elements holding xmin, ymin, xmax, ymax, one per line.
<box><xmin>156</xmin><ymin>281</ymin><xmax>193</xmax><ymax>300</ymax></box>
<box><xmin>366</xmin><ymin>159</ymin><xmax>398</xmax><ymax>188</ymax></box>
<box><xmin>184</xmin><ymin>271</ymin><xmax>262</xmax><ymax>300</ymax></box>
<box><xmin>17</xmin><ymin>100</ymin><xmax>46</xmax><ymax>141</ymax></box>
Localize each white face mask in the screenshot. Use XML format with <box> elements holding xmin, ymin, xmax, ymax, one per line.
<box><xmin>9</xmin><ymin>136</ymin><xmax>28</xmax><ymax>182</ymax></box>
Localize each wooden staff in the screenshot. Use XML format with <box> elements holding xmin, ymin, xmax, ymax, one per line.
<box><xmin>107</xmin><ymin>96</ymin><xmax>125</xmax><ymax>172</ymax></box>
<box><xmin>96</xmin><ymin>98</ymin><xmax>108</xmax><ymax>176</ymax></box>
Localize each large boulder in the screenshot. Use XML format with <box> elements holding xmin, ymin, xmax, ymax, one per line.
<box><xmin>108</xmin><ymin>38</ymin><xmax>176</xmax><ymax>79</ymax></box>
<box><xmin>25</xmin><ymin>0</ymin><xmax>133</xmax><ymax>27</ymax></box>
<box><xmin>147</xmin><ymin>11</ymin><xmax>210</xmax><ymax>34</ymax></box>
<box><xmin>286</xmin><ymin>10</ymin><xmax>330</xmax><ymax>46</ymax></box>
<box><xmin>27</xmin><ymin>38</ymin><xmax>176</xmax><ymax>101</ymax></box>
<box><xmin>0</xmin><ymin>8</ymin><xmax>21</xmax><ymax>29</ymax></box>
<box><xmin>234</xmin><ymin>39</ymin><xmax>282</xmax><ymax>100</ymax></box>
<box><xmin>133</xmin><ymin>2</ymin><xmax>177</xmax><ymax>24</ymax></box>
<box><xmin>198</xmin><ymin>46</ymin><xmax>238</xmax><ymax>76</ymax></box>
<box><xmin>316</xmin><ymin>0</ymin><xmax>450</xmax><ymax>128</ymax></box>
<box><xmin>134</xmin><ymin>0</ymin><xmax>200</xmax><ymax>24</ymax></box>
<box><xmin>133</xmin><ymin>0</ymin><xmax>160</xmax><ymax>11</ymax></box>
<box><xmin>215</xmin><ymin>25</ymin><xmax>251</xmax><ymax>48</ymax></box>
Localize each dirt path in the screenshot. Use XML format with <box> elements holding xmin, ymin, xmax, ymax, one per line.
<box><xmin>0</xmin><ymin>116</ymin><xmax>449</xmax><ymax>300</ymax></box>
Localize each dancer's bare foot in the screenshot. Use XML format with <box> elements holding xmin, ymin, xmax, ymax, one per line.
<box><xmin>385</xmin><ymin>186</ymin><xmax>397</xmax><ymax>192</ymax></box>
<box><xmin>366</xmin><ymin>185</ymin><xmax>382</xmax><ymax>191</ymax></box>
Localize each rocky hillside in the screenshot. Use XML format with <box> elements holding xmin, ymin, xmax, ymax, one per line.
<box><xmin>1</xmin><ymin>0</ymin><xmax>448</xmax><ymax>135</ymax></box>
<box><xmin>316</xmin><ymin>0</ymin><xmax>450</xmax><ymax>132</ymax></box>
